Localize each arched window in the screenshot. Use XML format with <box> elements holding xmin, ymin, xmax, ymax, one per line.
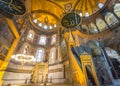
<box><xmin>33</xmin><ymin>19</ymin><xmax>38</xmax><ymax>23</ymax></box>
<box><xmin>85</xmin><ymin>12</ymin><xmax>90</xmax><ymax>17</ymax></box>
<box><xmin>51</xmin><ymin>34</ymin><xmax>57</xmax><ymax>45</ymax></box>
<box><xmin>23</xmin><ymin>44</ymin><xmax>29</xmax><ymax>54</ymax></box>
<box><xmin>89</xmin><ymin>23</ymin><xmax>98</xmax><ymax>33</ymax></box>
<box><xmin>81</xmin><ymin>24</ymin><xmax>89</xmax><ymax>33</ymax></box>
<box><xmin>39</xmin><ymin>35</ymin><xmax>47</xmax><ymax>45</ymax></box>
<box><xmin>114</xmin><ymin>3</ymin><xmax>120</xmax><ymax>18</ymax></box>
<box><xmin>105</xmin><ymin>12</ymin><xmax>118</xmax><ymax>26</ymax></box>
<box><xmin>61</xmin><ymin>39</ymin><xmax>67</xmax><ymax>57</ymax></box>
<box><xmin>98</xmin><ymin>3</ymin><xmax>104</xmax><ymax>8</ymax></box>
<box><xmin>96</xmin><ymin>18</ymin><xmax>108</xmax><ymax>31</ymax></box>
<box><xmin>36</xmin><ymin>48</ymin><xmax>44</xmax><ymax>62</ymax></box>
<box><xmin>27</xmin><ymin>30</ymin><xmax>34</xmax><ymax>41</ymax></box>
<box><xmin>49</xmin><ymin>47</ymin><xmax>56</xmax><ymax>64</ymax></box>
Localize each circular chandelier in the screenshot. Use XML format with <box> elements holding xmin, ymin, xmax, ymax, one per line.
<box><xmin>11</xmin><ymin>54</ymin><xmax>36</xmax><ymax>65</ymax></box>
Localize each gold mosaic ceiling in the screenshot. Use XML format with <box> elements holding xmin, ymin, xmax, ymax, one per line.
<box><xmin>32</xmin><ymin>13</ymin><xmax>58</xmax><ymax>25</ymax></box>
<box><xmin>31</xmin><ymin>0</ymin><xmax>107</xmax><ymax>24</ymax></box>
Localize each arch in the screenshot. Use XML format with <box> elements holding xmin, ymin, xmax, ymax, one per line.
<box><xmin>88</xmin><ymin>23</ymin><xmax>98</xmax><ymax>33</ymax></box>
<box><xmin>39</xmin><ymin>35</ymin><xmax>47</xmax><ymax>45</ymax></box>
<box><xmin>105</xmin><ymin>12</ymin><xmax>118</xmax><ymax>26</ymax></box>
<box><xmin>22</xmin><ymin>44</ymin><xmax>29</xmax><ymax>54</ymax></box>
<box><xmin>49</xmin><ymin>47</ymin><xmax>56</xmax><ymax>64</ymax></box>
<box><xmin>96</xmin><ymin>18</ymin><xmax>108</xmax><ymax>32</ymax></box>
<box><xmin>81</xmin><ymin>24</ymin><xmax>89</xmax><ymax>33</ymax></box>
<box><xmin>27</xmin><ymin>30</ymin><xmax>35</xmax><ymax>41</ymax></box>
<box><xmin>31</xmin><ymin>0</ymin><xmax>64</xmax><ymax>19</ymax></box>
<box><xmin>36</xmin><ymin>48</ymin><xmax>45</xmax><ymax>62</ymax></box>
<box><xmin>114</xmin><ymin>3</ymin><xmax>120</xmax><ymax>18</ymax></box>
<box><xmin>51</xmin><ymin>34</ymin><xmax>57</xmax><ymax>45</ymax></box>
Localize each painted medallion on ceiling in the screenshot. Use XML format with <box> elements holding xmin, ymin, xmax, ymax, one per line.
<box><xmin>61</xmin><ymin>13</ymin><xmax>81</xmax><ymax>28</ymax></box>
<box><xmin>50</xmin><ymin>0</ymin><xmax>107</xmax><ymax>16</ymax></box>
<box><xmin>0</xmin><ymin>0</ymin><xmax>26</xmax><ymax>15</ymax></box>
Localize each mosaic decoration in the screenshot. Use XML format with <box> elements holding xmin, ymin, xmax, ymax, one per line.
<box><xmin>61</xmin><ymin>13</ymin><xmax>81</xmax><ymax>28</ymax></box>
<box><xmin>0</xmin><ymin>0</ymin><xmax>26</xmax><ymax>15</ymax></box>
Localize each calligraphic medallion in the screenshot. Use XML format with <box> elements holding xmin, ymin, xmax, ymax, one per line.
<box><xmin>0</xmin><ymin>0</ymin><xmax>26</xmax><ymax>15</ymax></box>
<box><xmin>61</xmin><ymin>13</ymin><xmax>81</xmax><ymax>28</ymax></box>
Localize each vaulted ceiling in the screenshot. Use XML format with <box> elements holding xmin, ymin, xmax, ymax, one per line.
<box><xmin>29</xmin><ymin>0</ymin><xmax>107</xmax><ymax>21</ymax></box>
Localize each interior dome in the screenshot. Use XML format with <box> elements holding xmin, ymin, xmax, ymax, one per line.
<box><xmin>75</xmin><ymin>0</ymin><xmax>107</xmax><ymax>17</ymax></box>
<box><xmin>0</xmin><ymin>0</ymin><xmax>120</xmax><ymax>86</ymax></box>
<box><xmin>30</xmin><ymin>13</ymin><xmax>59</xmax><ymax>31</ymax></box>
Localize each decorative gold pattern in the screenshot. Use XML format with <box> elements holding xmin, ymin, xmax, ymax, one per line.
<box><xmin>75</xmin><ymin>0</ymin><xmax>107</xmax><ymax>16</ymax></box>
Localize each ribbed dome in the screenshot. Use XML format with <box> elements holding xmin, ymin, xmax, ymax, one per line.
<box><xmin>75</xmin><ymin>0</ymin><xmax>107</xmax><ymax>17</ymax></box>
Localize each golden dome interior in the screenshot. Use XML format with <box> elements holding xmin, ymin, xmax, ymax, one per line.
<box><xmin>31</xmin><ymin>0</ymin><xmax>107</xmax><ymax>19</ymax></box>
<box><xmin>32</xmin><ymin>13</ymin><xmax>58</xmax><ymax>25</ymax></box>
<box><xmin>0</xmin><ymin>0</ymin><xmax>120</xmax><ymax>86</ymax></box>
<box><xmin>75</xmin><ymin>0</ymin><xmax>107</xmax><ymax>16</ymax></box>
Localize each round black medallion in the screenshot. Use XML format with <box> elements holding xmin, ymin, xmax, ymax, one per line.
<box><xmin>61</xmin><ymin>13</ymin><xmax>81</xmax><ymax>28</ymax></box>
<box><xmin>0</xmin><ymin>0</ymin><xmax>26</xmax><ymax>15</ymax></box>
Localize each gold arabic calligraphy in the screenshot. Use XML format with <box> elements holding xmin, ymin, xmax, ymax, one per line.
<box><xmin>63</xmin><ymin>19</ymin><xmax>76</xmax><ymax>27</ymax></box>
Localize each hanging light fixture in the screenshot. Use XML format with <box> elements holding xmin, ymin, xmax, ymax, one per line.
<box><xmin>11</xmin><ymin>45</ymin><xmax>36</xmax><ymax>66</ymax></box>
<box><xmin>12</xmin><ymin>54</ymin><xmax>36</xmax><ymax>65</ymax></box>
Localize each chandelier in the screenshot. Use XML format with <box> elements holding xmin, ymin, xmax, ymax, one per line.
<box><xmin>11</xmin><ymin>54</ymin><xmax>36</xmax><ymax>66</ymax></box>
<box><xmin>11</xmin><ymin>44</ymin><xmax>37</xmax><ymax>66</ymax></box>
